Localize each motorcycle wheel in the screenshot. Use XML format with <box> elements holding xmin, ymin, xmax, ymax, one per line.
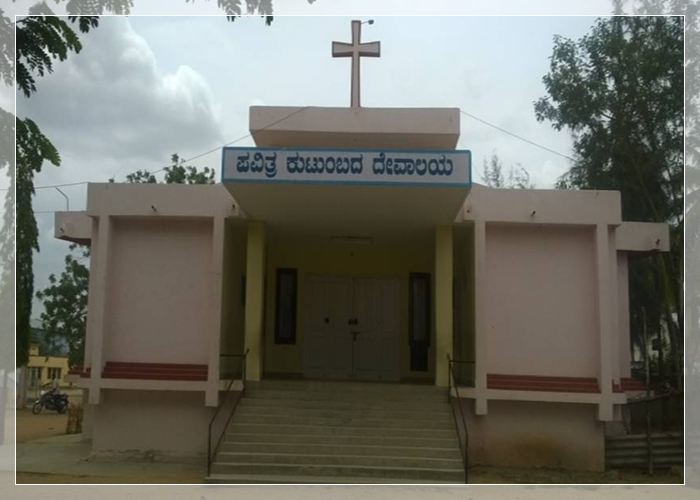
<box><xmin>31</xmin><ymin>401</ymin><xmax>43</xmax><ymax>414</ymax></box>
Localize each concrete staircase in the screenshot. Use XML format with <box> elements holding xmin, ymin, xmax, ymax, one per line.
<box><xmin>205</xmin><ymin>380</ymin><xmax>465</xmax><ymax>484</ymax></box>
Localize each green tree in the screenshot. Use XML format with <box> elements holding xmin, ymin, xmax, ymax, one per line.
<box><xmin>14</xmin><ymin>15</ymin><xmax>100</xmax><ymax>368</ymax></box>
<box><xmin>164</xmin><ymin>154</ymin><xmax>216</xmax><ymax>184</ymax></box>
<box><xmin>534</xmin><ymin>16</ymin><xmax>684</xmax><ymax>385</ymax></box>
<box><xmin>35</xmin><ymin>244</ymin><xmax>89</xmax><ymax>368</ymax></box>
<box><xmin>616</xmin><ymin>0</ymin><xmax>700</xmax><ymax>385</ymax></box>
<box><xmin>109</xmin><ymin>154</ymin><xmax>217</xmax><ymax>185</ymax></box>
<box><xmin>481</xmin><ymin>152</ymin><xmax>535</xmax><ymax>189</ymax></box>
<box><xmin>37</xmin><ymin>158</ymin><xmax>214</xmax><ymax>366</ymax></box>
<box><xmin>124</xmin><ymin>170</ymin><xmax>157</xmax><ymax>184</ymax></box>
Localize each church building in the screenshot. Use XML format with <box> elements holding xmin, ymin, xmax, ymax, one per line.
<box><xmin>61</xmin><ymin>21</ymin><xmax>668</xmax><ymax>484</ymax></box>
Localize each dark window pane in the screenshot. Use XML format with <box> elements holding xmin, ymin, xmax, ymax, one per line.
<box><xmin>275</xmin><ymin>268</ymin><xmax>297</xmax><ymax>344</ymax></box>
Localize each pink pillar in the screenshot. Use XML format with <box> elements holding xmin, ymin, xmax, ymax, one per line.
<box><xmin>595</xmin><ymin>224</ymin><xmax>614</xmax><ymax>421</ymax></box>
<box><xmin>88</xmin><ymin>215</ymin><xmax>111</xmax><ymax>405</ymax></box>
<box><xmin>206</xmin><ymin>217</ymin><xmax>225</xmax><ymax>407</ymax></box>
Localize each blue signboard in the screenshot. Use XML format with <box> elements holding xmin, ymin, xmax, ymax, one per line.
<box><xmin>222</xmin><ymin>147</ymin><xmax>471</xmax><ymax>187</ymax></box>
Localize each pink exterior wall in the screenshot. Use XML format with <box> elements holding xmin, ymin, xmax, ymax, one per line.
<box><xmin>484</xmin><ymin>224</ymin><xmax>598</xmax><ymax>378</ymax></box>
<box><xmin>459</xmin><ymin>399</ymin><xmax>605</xmax><ymax>471</ymax></box>
<box><xmin>220</xmin><ymin>221</ymin><xmax>247</xmax><ymax>374</ymax></box>
<box><xmin>104</xmin><ymin>218</ymin><xmax>213</xmax><ymax>365</ymax></box>
<box><xmin>453</xmin><ymin>224</ymin><xmax>475</xmax><ymax>380</ymax></box>
<box><xmin>91</xmin><ymin>390</ymin><xmax>213</xmax><ymax>455</ymax></box>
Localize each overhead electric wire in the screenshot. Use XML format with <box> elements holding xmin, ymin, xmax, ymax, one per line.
<box><xmin>1</xmin><ymin>106</ymin><xmax>312</xmax><ymax>193</ymax></box>
<box><xmin>3</xmin><ymin>106</ymin><xmax>574</xmax><ymax>198</ymax></box>
<box><xmin>458</xmin><ymin>109</ymin><xmax>575</xmax><ymax>162</ymax></box>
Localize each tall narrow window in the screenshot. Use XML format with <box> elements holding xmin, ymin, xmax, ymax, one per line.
<box><xmin>275</xmin><ymin>268</ymin><xmax>297</xmax><ymax>344</ymax></box>
<box><xmin>409</xmin><ymin>272</ymin><xmax>431</xmax><ymax>371</ymax></box>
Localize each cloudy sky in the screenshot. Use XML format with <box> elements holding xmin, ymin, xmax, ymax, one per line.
<box><xmin>4</xmin><ymin>6</ymin><xmax>620</xmax><ymax>318</ymax></box>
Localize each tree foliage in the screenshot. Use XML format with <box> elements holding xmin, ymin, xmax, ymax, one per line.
<box><xmin>534</xmin><ymin>15</ymin><xmax>684</xmax><ymax>385</ymax></box>
<box><xmin>614</xmin><ymin>1</ymin><xmax>700</xmax><ymax>385</ymax></box>
<box><xmin>16</xmin><ymin>117</ymin><xmax>62</xmax><ymax>366</ymax></box>
<box><xmin>16</xmin><ymin>15</ymin><xmax>99</xmax><ymax>98</ymax></box>
<box><xmin>14</xmin><ymin>15</ymin><xmax>99</xmax><ymax>367</ymax></box>
<box><xmin>111</xmin><ymin>154</ymin><xmax>216</xmax><ymax>185</ymax></box>
<box><xmin>481</xmin><ymin>152</ymin><xmax>535</xmax><ymax>189</ymax></box>
<box><xmin>36</xmin><ymin>244</ymin><xmax>89</xmax><ymax>367</ymax></box>
<box><xmin>164</xmin><ymin>154</ymin><xmax>216</xmax><ymax>184</ymax></box>
<box><xmin>535</xmin><ymin>16</ymin><xmax>683</xmax><ymax>224</ymax></box>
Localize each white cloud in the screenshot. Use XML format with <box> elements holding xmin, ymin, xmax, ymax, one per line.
<box><xmin>19</xmin><ymin>17</ymin><xmax>224</xmax><ymax>181</ymax></box>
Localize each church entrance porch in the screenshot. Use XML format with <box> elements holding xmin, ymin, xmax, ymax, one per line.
<box><xmin>259</xmin><ymin>234</ymin><xmax>439</xmax><ymax>384</ymax></box>
<box><xmin>221</xmin><ymin>143</ymin><xmax>472</xmax><ymax>387</ymax></box>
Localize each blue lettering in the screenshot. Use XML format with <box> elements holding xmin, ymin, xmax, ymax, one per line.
<box><xmin>415</xmin><ymin>159</ymin><xmax>427</xmax><ymax>175</ymax></box>
<box><xmin>325</xmin><ymin>157</ymin><xmax>336</xmax><ymax>173</ymax></box>
<box><xmin>236</xmin><ymin>152</ymin><xmax>250</xmax><ymax>172</ymax></box>
<box><xmin>372</xmin><ymin>152</ymin><xmax>386</xmax><ymax>174</ymax></box>
<box><xmin>287</xmin><ymin>152</ymin><xmax>302</xmax><ymax>173</ymax></box>
<box><xmin>251</xmin><ymin>152</ymin><xmax>264</xmax><ymax>173</ymax></box>
<box><xmin>264</xmin><ymin>152</ymin><xmax>277</xmax><ymax>178</ymax></box>
<box><xmin>350</xmin><ymin>155</ymin><xmax>363</xmax><ymax>174</ymax></box>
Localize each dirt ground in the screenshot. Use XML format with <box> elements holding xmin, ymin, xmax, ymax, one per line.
<box><xmin>13</xmin><ymin>388</ymin><xmax>83</xmax><ymax>443</ymax></box>
<box><xmin>15</xmin><ymin>410</ymin><xmax>70</xmax><ymax>443</ymax></box>
<box><xmin>15</xmin><ymin>472</ymin><xmax>205</xmax><ymax>484</ymax></box>
<box><xmin>15</xmin><ymin>468</ymin><xmax>683</xmax><ymax>485</ymax></box>
<box><xmin>468</xmin><ymin>465</ymin><xmax>682</xmax><ymax>484</ymax></box>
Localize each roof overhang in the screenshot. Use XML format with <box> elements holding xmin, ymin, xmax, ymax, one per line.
<box><xmin>223</xmin><ymin>145</ymin><xmax>471</xmax><ymax>244</ymax></box>
<box><xmin>55</xmin><ymin>211</ymin><xmax>92</xmax><ymax>244</ymax></box>
<box><xmin>249</xmin><ymin>106</ymin><xmax>460</xmax><ymax>150</ymax></box>
<box><xmin>616</xmin><ymin>221</ymin><xmax>670</xmax><ymax>256</ymax></box>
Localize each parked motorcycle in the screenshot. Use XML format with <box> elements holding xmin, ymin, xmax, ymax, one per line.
<box><xmin>32</xmin><ymin>384</ymin><xmax>69</xmax><ymax>414</ymax></box>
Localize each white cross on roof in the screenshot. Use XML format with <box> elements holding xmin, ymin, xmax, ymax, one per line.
<box><xmin>332</xmin><ymin>20</ymin><xmax>381</xmax><ymax>108</ymax></box>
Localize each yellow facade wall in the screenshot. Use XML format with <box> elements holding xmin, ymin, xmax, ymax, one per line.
<box><xmin>434</xmin><ymin>225</ymin><xmax>453</xmax><ymax>387</ymax></box>
<box><xmin>244</xmin><ymin>221</ymin><xmax>266</xmax><ymax>381</ymax></box>
<box><xmin>27</xmin><ymin>344</ymin><xmax>70</xmax><ymax>388</ymax></box>
<box><xmin>453</xmin><ymin>223</ymin><xmax>476</xmax><ymax>384</ymax></box>
<box><xmin>219</xmin><ymin>220</ymin><xmax>247</xmax><ymax>377</ymax></box>
<box><xmin>263</xmin><ymin>240</ymin><xmax>435</xmax><ymax>381</ymax></box>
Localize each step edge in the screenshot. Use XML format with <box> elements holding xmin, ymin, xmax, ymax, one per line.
<box><xmin>211</xmin><ymin>463</ymin><xmax>466</xmax><ymax>473</ymax></box>
<box><xmin>215</xmin><ymin>451</ymin><xmax>463</xmax><ymax>462</ymax></box>
<box><xmin>221</xmin><ymin>442</ymin><xmax>461</xmax><ymax>451</ymax></box>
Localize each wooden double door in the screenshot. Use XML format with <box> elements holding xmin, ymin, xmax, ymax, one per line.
<box><xmin>304</xmin><ymin>276</ymin><xmax>400</xmax><ymax>381</ymax></box>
